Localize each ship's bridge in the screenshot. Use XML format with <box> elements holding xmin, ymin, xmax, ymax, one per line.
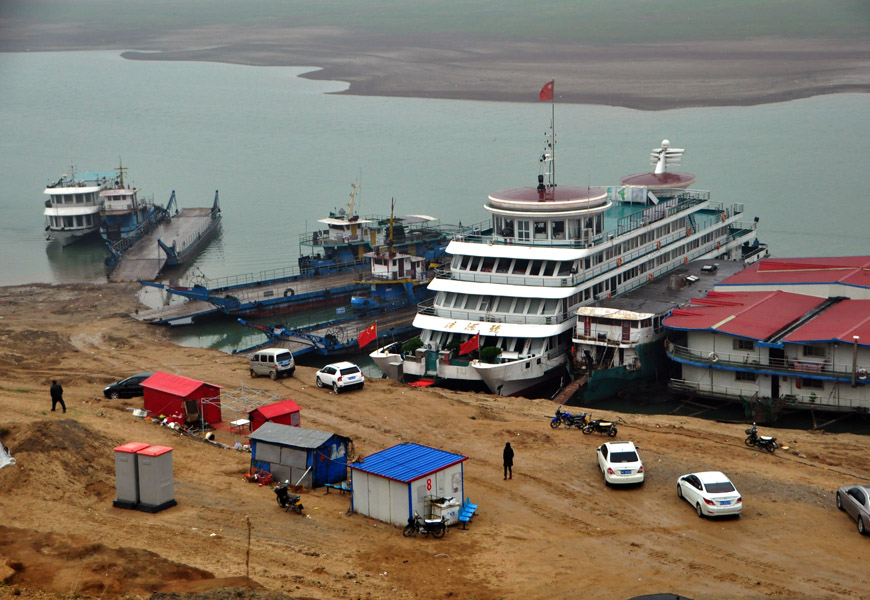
<box><xmin>485</xmin><ymin>185</ymin><xmax>610</xmax><ymax>244</ymax></box>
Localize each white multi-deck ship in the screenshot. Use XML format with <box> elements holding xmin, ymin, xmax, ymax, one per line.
<box><xmin>371</xmin><ymin>136</ymin><xmax>765</xmax><ymax>397</ymax></box>
<box><xmin>43</xmin><ymin>168</ymin><xmax>115</xmax><ymax>246</ymax></box>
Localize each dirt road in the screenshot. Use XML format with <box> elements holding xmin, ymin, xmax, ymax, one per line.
<box><xmin>0</xmin><ymin>282</ymin><xmax>868</xmax><ymax>599</ymax></box>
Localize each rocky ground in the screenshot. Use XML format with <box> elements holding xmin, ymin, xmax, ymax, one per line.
<box><xmin>0</xmin><ymin>282</ymin><xmax>868</xmax><ymax>600</ymax></box>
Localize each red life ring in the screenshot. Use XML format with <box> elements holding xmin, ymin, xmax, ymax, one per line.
<box><xmin>648</xmin><ymin>273</ymin><xmax>653</xmax><ymax>282</ymax></box>
<box><xmin>656</xmin><ymin>241</ymin><xmax>661</xmax><ymax>250</ymax></box>
<box><xmin>684</xmin><ymin>257</ymin><xmax>689</xmax><ymax>264</ymax></box>
<box><xmin>721</xmin><ymin>212</ymin><xmax>727</xmax><ymax>222</ymax></box>
<box><xmin>717</xmin><ymin>241</ymin><xmax>721</xmax><ymax>249</ymax></box>
<box><xmin>686</xmin><ymin>227</ymin><xmax>692</xmax><ymax>236</ymax></box>
<box><xmin>616</xmin><ymin>258</ymin><xmax>622</xmax><ymax>267</ymax></box>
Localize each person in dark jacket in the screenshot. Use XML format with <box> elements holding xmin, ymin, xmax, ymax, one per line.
<box><xmin>503</xmin><ymin>442</ymin><xmax>514</xmax><ymax>480</ymax></box>
<box><xmin>50</xmin><ymin>379</ymin><xmax>66</xmax><ymax>413</ymax></box>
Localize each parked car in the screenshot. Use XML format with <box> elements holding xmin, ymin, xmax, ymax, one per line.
<box><xmin>249</xmin><ymin>348</ymin><xmax>295</xmax><ymax>380</ymax></box>
<box><xmin>103</xmin><ymin>372</ymin><xmax>154</xmax><ymax>399</ymax></box>
<box><xmin>677</xmin><ymin>471</ymin><xmax>742</xmax><ymax>518</ymax></box>
<box><xmin>836</xmin><ymin>484</ymin><xmax>870</xmax><ymax>535</ymax></box>
<box><xmin>597</xmin><ymin>441</ymin><xmax>644</xmax><ymax>485</ymax></box>
<box><xmin>315</xmin><ymin>361</ymin><xmax>365</xmax><ymax>393</ymax></box>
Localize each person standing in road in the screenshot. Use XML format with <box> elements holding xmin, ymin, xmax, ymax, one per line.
<box><xmin>50</xmin><ymin>379</ymin><xmax>66</xmax><ymax>413</ymax></box>
<box><xmin>503</xmin><ymin>442</ymin><xmax>514</xmax><ymax>480</ymax></box>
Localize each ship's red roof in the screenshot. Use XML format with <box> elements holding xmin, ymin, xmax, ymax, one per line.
<box><xmin>782</xmin><ymin>299</ymin><xmax>870</xmax><ymax>346</ymax></box>
<box><xmin>619</xmin><ymin>171</ymin><xmax>696</xmax><ymax>189</ymax></box>
<box><xmin>663</xmin><ymin>291</ymin><xmax>824</xmax><ymax>340</ymax></box>
<box><xmin>490</xmin><ymin>185</ymin><xmax>602</xmax><ymax>203</ymax></box>
<box><xmin>718</xmin><ymin>256</ymin><xmax>870</xmax><ymax>289</ymax></box>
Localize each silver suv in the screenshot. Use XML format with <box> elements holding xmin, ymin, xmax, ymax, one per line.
<box><xmin>315</xmin><ymin>361</ymin><xmax>365</xmax><ymax>393</ymax></box>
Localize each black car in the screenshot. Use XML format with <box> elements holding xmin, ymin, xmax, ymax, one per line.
<box><xmin>103</xmin><ymin>372</ymin><xmax>154</xmax><ymax>399</ymax></box>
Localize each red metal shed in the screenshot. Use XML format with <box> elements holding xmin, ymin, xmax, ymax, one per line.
<box><xmin>248</xmin><ymin>399</ymin><xmax>302</xmax><ymax>432</ymax></box>
<box><xmin>142</xmin><ymin>372</ymin><xmax>222</xmax><ymax>423</ymax></box>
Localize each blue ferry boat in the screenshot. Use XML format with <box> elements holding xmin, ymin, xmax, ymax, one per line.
<box><xmin>100</xmin><ymin>163</ymin><xmax>166</xmax><ymax>244</ymax></box>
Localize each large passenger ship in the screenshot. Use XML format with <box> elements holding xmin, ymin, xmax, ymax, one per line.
<box><xmin>371</xmin><ymin>136</ymin><xmax>765</xmax><ymax>397</ymax></box>
<box><xmin>43</xmin><ymin>168</ymin><xmax>115</xmax><ymax>246</ymax></box>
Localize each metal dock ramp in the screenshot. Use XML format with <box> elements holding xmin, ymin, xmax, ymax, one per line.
<box><xmin>110</xmin><ymin>207</ymin><xmax>216</xmax><ymax>282</ymax></box>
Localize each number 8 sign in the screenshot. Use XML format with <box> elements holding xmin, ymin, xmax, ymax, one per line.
<box><xmin>426</xmin><ymin>478</ymin><xmax>432</xmax><ymax>491</ymax></box>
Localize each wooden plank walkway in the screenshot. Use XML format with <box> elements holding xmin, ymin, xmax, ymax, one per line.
<box><xmin>110</xmin><ymin>208</ymin><xmax>215</xmax><ymax>282</ymax></box>
<box><xmin>552</xmin><ymin>373</ymin><xmax>588</xmax><ymax>405</ymax></box>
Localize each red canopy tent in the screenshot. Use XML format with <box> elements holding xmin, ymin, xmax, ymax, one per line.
<box><xmin>141</xmin><ymin>372</ymin><xmax>222</xmax><ymax>424</ymax></box>
<box><xmin>248</xmin><ymin>399</ymin><xmax>302</xmax><ymax>432</ymax></box>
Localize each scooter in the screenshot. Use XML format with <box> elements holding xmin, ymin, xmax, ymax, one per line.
<box><xmin>582</xmin><ymin>417</ymin><xmax>618</xmax><ymax>436</ymax></box>
<box><xmin>403</xmin><ymin>511</ymin><xmax>447</xmax><ymax>538</ymax></box>
<box><xmin>744</xmin><ymin>423</ymin><xmax>778</xmax><ymax>453</ymax></box>
<box><xmin>550</xmin><ymin>406</ymin><xmax>588</xmax><ymax>429</ymax></box>
<box><xmin>274</xmin><ymin>481</ymin><xmax>305</xmax><ymax>514</ymax></box>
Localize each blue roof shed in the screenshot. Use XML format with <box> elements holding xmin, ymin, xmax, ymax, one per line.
<box><xmin>348</xmin><ymin>443</ymin><xmax>468</xmax><ymax>526</ymax></box>
<box><xmin>249</xmin><ymin>422</ymin><xmax>349</xmax><ymax>489</ymax></box>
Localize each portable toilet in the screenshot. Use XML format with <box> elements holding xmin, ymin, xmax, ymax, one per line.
<box><xmin>136</xmin><ymin>445</ymin><xmax>177</xmax><ymax>513</ymax></box>
<box><xmin>112</xmin><ymin>442</ymin><xmax>150</xmax><ymax>509</ymax></box>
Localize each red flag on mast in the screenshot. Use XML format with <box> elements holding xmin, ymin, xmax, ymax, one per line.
<box><xmin>459</xmin><ymin>333</ymin><xmax>480</xmax><ymax>356</ymax></box>
<box><xmin>539</xmin><ymin>80</ymin><xmax>554</xmax><ymax>102</ymax></box>
<box><xmin>358</xmin><ymin>323</ymin><xmax>377</xmax><ymax>348</ymax></box>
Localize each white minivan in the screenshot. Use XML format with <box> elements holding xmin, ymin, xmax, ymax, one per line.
<box><xmin>249</xmin><ymin>348</ymin><xmax>295</xmax><ymax>380</ymax></box>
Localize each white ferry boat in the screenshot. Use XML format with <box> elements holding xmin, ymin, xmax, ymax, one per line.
<box><xmin>43</xmin><ymin>168</ymin><xmax>115</xmax><ymax>246</ymax></box>
<box><xmin>371</xmin><ymin>137</ymin><xmax>765</xmax><ymax>397</ymax></box>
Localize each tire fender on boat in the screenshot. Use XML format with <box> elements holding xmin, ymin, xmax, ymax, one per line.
<box><xmin>284</xmin><ymin>288</ymin><xmax>294</xmax><ymax>297</ymax></box>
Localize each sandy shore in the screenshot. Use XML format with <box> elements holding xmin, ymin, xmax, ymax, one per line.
<box><xmin>2</xmin><ymin>22</ymin><xmax>869</xmax><ymax>109</ymax></box>
<box><xmin>0</xmin><ymin>282</ymin><xmax>868</xmax><ymax>599</ymax></box>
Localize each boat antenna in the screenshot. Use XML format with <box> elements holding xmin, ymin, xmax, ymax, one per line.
<box><xmin>538</xmin><ymin>80</ymin><xmax>556</xmax><ymax>192</ymax></box>
<box><xmin>116</xmin><ymin>157</ymin><xmax>127</xmax><ymax>188</ymax></box>
<box><xmin>388</xmin><ymin>197</ymin><xmax>395</xmax><ymax>256</ymax></box>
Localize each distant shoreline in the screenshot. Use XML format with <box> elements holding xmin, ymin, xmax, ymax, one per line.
<box><xmin>3</xmin><ymin>24</ymin><xmax>869</xmax><ymax>110</ymax></box>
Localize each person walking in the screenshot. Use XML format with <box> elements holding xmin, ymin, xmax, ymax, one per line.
<box><xmin>503</xmin><ymin>442</ymin><xmax>514</xmax><ymax>480</ymax></box>
<box><xmin>50</xmin><ymin>379</ymin><xmax>66</xmax><ymax>413</ymax></box>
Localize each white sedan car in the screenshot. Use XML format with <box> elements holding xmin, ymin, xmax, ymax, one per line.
<box><xmin>597</xmin><ymin>441</ymin><xmax>644</xmax><ymax>485</ymax></box>
<box><xmin>677</xmin><ymin>471</ymin><xmax>742</xmax><ymax>518</ymax></box>
<box><xmin>315</xmin><ymin>361</ymin><xmax>365</xmax><ymax>393</ymax></box>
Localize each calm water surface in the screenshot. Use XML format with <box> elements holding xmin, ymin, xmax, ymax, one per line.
<box><xmin>1</xmin><ymin>51</ymin><xmax>869</xmax><ymax>362</ymax></box>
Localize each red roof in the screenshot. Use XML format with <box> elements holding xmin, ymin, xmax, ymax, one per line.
<box><xmin>253</xmin><ymin>399</ymin><xmax>301</xmax><ymax>419</ymax></box>
<box><xmin>718</xmin><ymin>256</ymin><xmax>870</xmax><ymax>290</ymax></box>
<box><xmin>782</xmin><ymin>299</ymin><xmax>870</xmax><ymax>347</ymax></box>
<box><xmin>663</xmin><ymin>291</ymin><xmax>824</xmax><ymax>340</ymax></box>
<box><xmin>619</xmin><ymin>171</ymin><xmax>696</xmax><ymax>189</ymax></box>
<box><xmin>141</xmin><ymin>372</ymin><xmax>222</xmax><ymax>396</ymax></box>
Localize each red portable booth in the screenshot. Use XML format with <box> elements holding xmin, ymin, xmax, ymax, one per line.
<box><xmin>142</xmin><ymin>372</ymin><xmax>222</xmax><ymax>424</ymax></box>
<box><xmin>248</xmin><ymin>399</ymin><xmax>302</xmax><ymax>432</ymax></box>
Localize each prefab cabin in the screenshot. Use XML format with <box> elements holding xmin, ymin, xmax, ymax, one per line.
<box><xmin>348</xmin><ymin>442</ymin><xmax>468</xmax><ymax>527</ymax></box>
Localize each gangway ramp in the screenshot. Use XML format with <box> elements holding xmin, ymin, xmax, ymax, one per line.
<box><xmin>110</xmin><ymin>208</ymin><xmax>216</xmax><ymax>282</ymax></box>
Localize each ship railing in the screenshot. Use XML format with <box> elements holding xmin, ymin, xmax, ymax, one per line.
<box><xmin>669</xmin><ymin>379</ymin><xmax>868</xmax><ymax>412</ymax></box>
<box><xmin>188</xmin><ymin>259</ymin><xmax>364</xmax><ymax>291</ymax></box>
<box><xmin>667</xmin><ymin>342</ymin><xmax>866</xmax><ymax>382</ymax></box>
<box><xmin>418</xmin><ymin>304</ymin><xmax>563</xmax><ymax>326</ymax></box>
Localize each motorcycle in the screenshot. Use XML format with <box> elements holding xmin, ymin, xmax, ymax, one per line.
<box><xmin>550</xmin><ymin>406</ymin><xmax>588</xmax><ymax>429</ymax></box>
<box><xmin>274</xmin><ymin>481</ymin><xmax>305</xmax><ymax>514</ymax></box>
<box><xmin>582</xmin><ymin>417</ymin><xmax>618</xmax><ymax>436</ymax></box>
<box><xmin>403</xmin><ymin>511</ymin><xmax>447</xmax><ymax>538</ymax></box>
<box><xmin>744</xmin><ymin>423</ymin><xmax>778</xmax><ymax>453</ymax></box>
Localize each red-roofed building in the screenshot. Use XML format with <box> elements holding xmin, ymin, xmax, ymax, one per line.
<box><xmin>664</xmin><ymin>287</ymin><xmax>870</xmax><ymax>418</ymax></box>
<box><xmin>715</xmin><ymin>256</ymin><xmax>870</xmax><ymax>299</ymax></box>
<box><xmin>142</xmin><ymin>372</ymin><xmax>222</xmax><ymax>424</ymax></box>
<box><xmin>248</xmin><ymin>399</ymin><xmax>302</xmax><ymax>432</ymax></box>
